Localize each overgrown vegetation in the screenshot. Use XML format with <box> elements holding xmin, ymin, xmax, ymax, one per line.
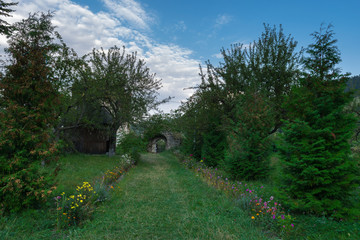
<box><xmin>0</xmin><ymin>12</ymin><xmax>62</xmax><ymax>213</ymax></box>
<box><xmin>0</xmin><ymin>3</ymin><xmax>359</xmax><ymax>239</ymax></box>
<box><xmin>176</xmin><ymin>22</ymin><xmax>360</xmax><ymax>234</ymax></box>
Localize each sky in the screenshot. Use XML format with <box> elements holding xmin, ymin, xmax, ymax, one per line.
<box><xmin>1</xmin><ymin>0</ymin><xmax>359</xmax><ymax>113</ymax></box>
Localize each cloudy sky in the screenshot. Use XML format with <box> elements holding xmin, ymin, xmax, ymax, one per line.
<box><xmin>1</xmin><ymin>0</ymin><xmax>360</xmax><ymax>112</ymax></box>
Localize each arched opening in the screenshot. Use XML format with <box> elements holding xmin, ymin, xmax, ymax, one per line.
<box><xmin>156</xmin><ymin>139</ymin><xmax>166</xmax><ymax>153</ymax></box>
<box><xmin>148</xmin><ymin>135</ymin><xmax>167</xmax><ymax>153</ymax></box>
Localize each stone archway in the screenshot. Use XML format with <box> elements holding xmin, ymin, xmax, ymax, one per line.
<box><xmin>147</xmin><ymin>131</ymin><xmax>181</xmax><ymax>153</ymax></box>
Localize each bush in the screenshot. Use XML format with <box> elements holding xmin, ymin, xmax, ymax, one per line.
<box><xmin>224</xmin><ymin>92</ymin><xmax>274</xmax><ymax>180</ymax></box>
<box><xmin>201</xmin><ymin>128</ymin><xmax>226</xmax><ymax>167</ymax></box>
<box><xmin>117</xmin><ymin>132</ymin><xmax>145</xmax><ymax>164</ymax></box>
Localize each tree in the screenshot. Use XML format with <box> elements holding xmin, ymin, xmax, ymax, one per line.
<box><xmin>178</xmin><ymin>24</ymin><xmax>301</xmax><ymax>174</ymax></box>
<box><xmin>280</xmin><ymin>25</ymin><xmax>358</xmax><ymax>218</ymax></box>
<box><xmin>225</xmin><ymin>90</ymin><xmax>274</xmax><ymax>180</ymax></box>
<box><xmin>85</xmin><ymin>46</ymin><xmax>163</xmax><ymax>156</ymax></box>
<box><xmin>216</xmin><ymin>24</ymin><xmax>301</xmax><ymax>133</ymax></box>
<box><xmin>0</xmin><ymin>12</ymin><xmax>62</xmax><ymax>213</ymax></box>
<box><xmin>0</xmin><ymin>0</ymin><xmax>17</xmax><ymax>35</ymax></box>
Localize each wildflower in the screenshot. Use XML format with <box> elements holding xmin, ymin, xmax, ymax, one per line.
<box><xmin>291</xmin><ymin>224</ymin><xmax>294</xmax><ymax>227</ymax></box>
<box><xmin>251</xmin><ymin>216</ymin><xmax>255</xmax><ymax>219</ymax></box>
<box><xmin>270</xmin><ymin>196</ymin><xmax>274</xmax><ymax>201</ymax></box>
<box><xmin>272</xmin><ymin>215</ymin><xmax>276</xmax><ymax>219</ymax></box>
<box><xmin>283</xmin><ymin>225</ymin><xmax>285</xmax><ymax>228</ymax></box>
<box><xmin>63</xmin><ymin>213</ymin><xmax>67</xmax><ymax>215</ymax></box>
<box><xmin>281</xmin><ymin>215</ymin><xmax>285</xmax><ymax>220</ymax></box>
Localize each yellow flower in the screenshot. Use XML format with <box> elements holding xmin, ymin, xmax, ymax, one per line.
<box><xmin>251</xmin><ymin>216</ymin><xmax>255</xmax><ymax>219</ymax></box>
<box><xmin>256</xmin><ymin>213</ymin><xmax>259</xmax><ymax>216</ymax></box>
<box><xmin>63</xmin><ymin>213</ymin><xmax>67</xmax><ymax>215</ymax></box>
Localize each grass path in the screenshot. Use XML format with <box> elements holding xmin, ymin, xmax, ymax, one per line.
<box><xmin>69</xmin><ymin>152</ymin><xmax>272</xmax><ymax>240</ymax></box>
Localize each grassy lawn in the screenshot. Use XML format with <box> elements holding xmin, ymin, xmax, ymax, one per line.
<box><xmin>2</xmin><ymin>151</ymin><xmax>357</xmax><ymax>239</ymax></box>
<box><xmin>0</xmin><ymin>154</ymin><xmax>123</xmax><ymax>240</ymax></box>
<box><xmin>54</xmin><ymin>154</ymin><xmax>125</xmax><ymax>194</ymax></box>
<box><xmin>66</xmin><ymin>152</ymin><xmax>272</xmax><ymax>239</ymax></box>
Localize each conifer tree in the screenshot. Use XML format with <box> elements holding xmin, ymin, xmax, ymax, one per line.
<box><xmin>280</xmin><ymin>25</ymin><xmax>358</xmax><ymax>217</ymax></box>
<box><xmin>0</xmin><ymin>0</ymin><xmax>17</xmax><ymax>35</ymax></box>
<box><xmin>0</xmin><ymin>12</ymin><xmax>61</xmax><ymax>213</ymax></box>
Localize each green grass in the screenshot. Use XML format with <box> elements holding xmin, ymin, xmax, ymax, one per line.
<box><xmin>65</xmin><ymin>152</ymin><xmax>272</xmax><ymax>239</ymax></box>
<box><xmin>0</xmin><ymin>153</ymin><xmax>123</xmax><ymax>240</ymax></box>
<box><xmin>54</xmin><ymin>154</ymin><xmax>124</xmax><ymax>194</ymax></box>
<box><xmin>1</xmin><ymin>152</ymin><xmax>273</xmax><ymax>240</ymax></box>
<box><xmin>244</xmin><ymin>152</ymin><xmax>360</xmax><ymax>240</ymax></box>
<box><xmin>3</xmin><ymin>151</ymin><xmax>357</xmax><ymax>239</ymax></box>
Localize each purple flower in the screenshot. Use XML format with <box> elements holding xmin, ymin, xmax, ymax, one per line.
<box><xmin>291</xmin><ymin>224</ymin><xmax>294</xmax><ymax>227</ymax></box>
<box><xmin>283</xmin><ymin>225</ymin><xmax>285</xmax><ymax>228</ymax></box>
<box><xmin>281</xmin><ymin>215</ymin><xmax>285</xmax><ymax>220</ymax></box>
<box><xmin>272</xmin><ymin>215</ymin><xmax>276</xmax><ymax>219</ymax></box>
<box><xmin>270</xmin><ymin>196</ymin><xmax>274</xmax><ymax>201</ymax></box>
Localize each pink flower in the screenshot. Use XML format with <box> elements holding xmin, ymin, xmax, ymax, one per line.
<box><xmin>283</xmin><ymin>225</ymin><xmax>285</xmax><ymax>228</ymax></box>
<box><xmin>270</xmin><ymin>196</ymin><xmax>274</xmax><ymax>201</ymax></box>
<box><xmin>291</xmin><ymin>224</ymin><xmax>294</xmax><ymax>227</ymax></box>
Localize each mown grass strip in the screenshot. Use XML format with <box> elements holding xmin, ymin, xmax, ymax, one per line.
<box><xmin>68</xmin><ymin>152</ymin><xmax>272</xmax><ymax>240</ymax></box>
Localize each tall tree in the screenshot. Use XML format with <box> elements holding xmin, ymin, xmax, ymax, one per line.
<box><xmin>178</xmin><ymin>24</ymin><xmax>301</xmax><ymax>174</ymax></box>
<box><xmin>0</xmin><ymin>12</ymin><xmax>62</xmax><ymax>213</ymax></box>
<box><xmin>280</xmin><ymin>25</ymin><xmax>358</xmax><ymax>218</ymax></box>
<box><xmin>85</xmin><ymin>46</ymin><xmax>163</xmax><ymax>155</ymax></box>
<box><xmin>0</xmin><ymin>0</ymin><xmax>17</xmax><ymax>35</ymax></box>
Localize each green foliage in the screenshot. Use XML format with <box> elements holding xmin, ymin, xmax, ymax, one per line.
<box><xmin>224</xmin><ymin>92</ymin><xmax>274</xmax><ymax>180</ymax></box>
<box><xmin>117</xmin><ymin>132</ymin><xmax>145</xmax><ymax>164</ymax></box>
<box><xmin>201</xmin><ymin>124</ymin><xmax>226</xmax><ymax>167</ymax></box>
<box><xmin>177</xmin><ymin>24</ymin><xmax>301</xmax><ymax>173</ymax></box>
<box><xmin>0</xmin><ymin>12</ymin><xmax>63</xmax><ymax>213</ymax></box>
<box><xmin>141</xmin><ymin>113</ymin><xmax>172</xmax><ymax>141</ymax></box>
<box><xmin>0</xmin><ymin>0</ymin><xmax>17</xmax><ymax>35</ymax></box>
<box><xmin>280</xmin><ymin>25</ymin><xmax>359</xmax><ymax>218</ymax></box>
<box><xmin>83</xmin><ymin>46</ymin><xmax>164</xmax><ymax>155</ymax></box>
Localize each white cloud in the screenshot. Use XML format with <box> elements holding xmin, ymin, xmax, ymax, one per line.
<box><xmin>144</xmin><ymin>44</ymin><xmax>200</xmax><ymax>112</ymax></box>
<box><xmin>2</xmin><ymin>0</ymin><xmax>200</xmax><ymax>113</ymax></box>
<box><xmin>212</xmin><ymin>52</ymin><xmax>223</xmax><ymax>59</ymax></box>
<box><xmin>215</xmin><ymin>14</ymin><xmax>232</xmax><ymax>28</ymax></box>
<box><xmin>102</xmin><ymin>0</ymin><xmax>153</xmax><ymax>30</ymax></box>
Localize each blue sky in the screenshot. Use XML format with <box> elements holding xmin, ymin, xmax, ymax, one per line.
<box><xmin>2</xmin><ymin>0</ymin><xmax>360</xmax><ymax>112</ymax></box>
